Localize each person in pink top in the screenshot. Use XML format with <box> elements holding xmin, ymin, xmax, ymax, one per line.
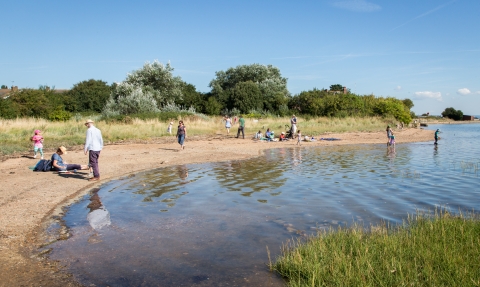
<box><xmin>31</xmin><ymin>129</ymin><xmax>44</xmax><ymax>159</ymax></box>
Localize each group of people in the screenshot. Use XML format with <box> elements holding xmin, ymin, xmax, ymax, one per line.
<box><xmin>223</xmin><ymin>115</ymin><xmax>245</xmax><ymax>139</ymax></box>
<box><xmin>32</xmin><ymin>119</ymin><xmax>103</xmax><ymax>181</ymax></box>
<box><xmin>386</xmin><ymin>125</ymin><xmax>441</xmax><ymax>148</ymax></box>
<box><xmin>224</xmin><ymin>114</ymin><xmax>299</xmax><ymax>142</ymax></box>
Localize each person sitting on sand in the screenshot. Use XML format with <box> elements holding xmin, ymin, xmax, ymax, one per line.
<box><xmin>265</xmin><ymin>128</ymin><xmax>273</xmax><ymax>141</ymax></box>
<box><xmin>279</xmin><ymin>132</ymin><xmax>287</xmax><ymax>141</ymax></box>
<box><xmin>254</xmin><ymin>130</ymin><xmax>262</xmax><ymax>139</ymax></box>
<box><xmin>51</xmin><ymin>146</ymin><xmax>89</xmax><ymax>172</ymax></box>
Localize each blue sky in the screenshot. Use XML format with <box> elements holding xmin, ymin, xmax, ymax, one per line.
<box><xmin>2</xmin><ymin>0</ymin><xmax>479</xmax><ymax>115</ymax></box>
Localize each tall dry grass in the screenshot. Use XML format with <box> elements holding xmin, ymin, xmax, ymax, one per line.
<box><xmin>0</xmin><ymin>116</ymin><xmax>395</xmax><ymax>155</ymax></box>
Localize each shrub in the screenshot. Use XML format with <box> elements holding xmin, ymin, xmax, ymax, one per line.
<box><xmin>48</xmin><ymin>109</ymin><xmax>72</xmax><ymax>121</ymax></box>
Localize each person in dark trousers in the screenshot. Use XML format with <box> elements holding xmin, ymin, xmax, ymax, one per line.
<box><xmin>434</xmin><ymin>129</ymin><xmax>440</xmax><ymax>145</ymax></box>
<box><xmin>236</xmin><ymin>115</ymin><xmax>245</xmax><ymax>139</ymax></box>
<box><xmin>84</xmin><ymin>119</ymin><xmax>103</xmax><ymax>181</ymax></box>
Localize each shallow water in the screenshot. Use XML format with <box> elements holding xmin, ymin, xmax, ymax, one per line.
<box><xmin>47</xmin><ymin>124</ymin><xmax>480</xmax><ymax>286</ymax></box>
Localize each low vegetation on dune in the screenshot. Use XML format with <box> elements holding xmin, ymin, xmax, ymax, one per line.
<box><xmin>0</xmin><ymin>115</ymin><xmax>395</xmax><ymax>156</ymax></box>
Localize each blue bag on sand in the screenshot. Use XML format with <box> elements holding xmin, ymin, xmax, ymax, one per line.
<box><xmin>33</xmin><ymin>159</ymin><xmax>53</xmax><ymax>172</ymax></box>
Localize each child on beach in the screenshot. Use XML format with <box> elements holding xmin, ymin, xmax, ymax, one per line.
<box><xmin>31</xmin><ymin>129</ymin><xmax>44</xmax><ymax>159</ymax></box>
<box><xmin>254</xmin><ymin>130</ymin><xmax>262</xmax><ymax>139</ymax></box>
<box><xmin>167</xmin><ymin>122</ymin><xmax>173</xmax><ymax>135</ymax></box>
<box><xmin>296</xmin><ymin>130</ymin><xmax>301</xmax><ymax>146</ymax></box>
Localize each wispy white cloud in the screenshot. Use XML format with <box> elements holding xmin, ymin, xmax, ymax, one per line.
<box><xmin>458</xmin><ymin>88</ymin><xmax>480</xmax><ymax>95</ymax></box>
<box><xmin>394</xmin><ymin>85</ymin><xmax>402</xmax><ymax>91</ymax></box>
<box><xmin>390</xmin><ymin>0</ymin><xmax>457</xmax><ymax>32</ymax></box>
<box><xmin>414</xmin><ymin>91</ymin><xmax>442</xmax><ymax>101</ymax></box>
<box><xmin>331</xmin><ymin>0</ymin><xmax>381</xmax><ymax>12</ymax></box>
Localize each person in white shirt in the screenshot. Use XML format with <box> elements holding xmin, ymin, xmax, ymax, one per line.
<box><xmin>84</xmin><ymin>119</ymin><xmax>103</xmax><ymax>181</ymax></box>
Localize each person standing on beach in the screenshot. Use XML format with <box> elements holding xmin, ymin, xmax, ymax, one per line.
<box><xmin>31</xmin><ymin>129</ymin><xmax>44</xmax><ymax>159</ymax></box>
<box><xmin>176</xmin><ymin>120</ymin><xmax>187</xmax><ymax>149</ymax></box>
<box><xmin>236</xmin><ymin>115</ymin><xmax>245</xmax><ymax>139</ymax></box>
<box><xmin>290</xmin><ymin>115</ymin><xmax>297</xmax><ymax>138</ymax></box>
<box><xmin>224</xmin><ymin>116</ymin><xmax>232</xmax><ymax>134</ymax></box>
<box><xmin>84</xmin><ymin>119</ymin><xmax>103</xmax><ymax>181</ymax></box>
<box><xmin>296</xmin><ymin>130</ymin><xmax>301</xmax><ymax>146</ymax></box>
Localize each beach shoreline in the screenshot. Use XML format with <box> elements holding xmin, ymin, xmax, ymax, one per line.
<box><xmin>0</xmin><ymin>128</ymin><xmax>434</xmax><ymax>286</ymax></box>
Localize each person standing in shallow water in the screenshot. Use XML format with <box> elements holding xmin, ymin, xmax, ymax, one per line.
<box><xmin>176</xmin><ymin>120</ymin><xmax>187</xmax><ymax>150</ymax></box>
<box><xmin>434</xmin><ymin>129</ymin><xmax>440</xmax><ymax>145</ymax></box>
<box><xmin>386</xmin><ymin>125</ymin><xmax>393</xmax><ymax>146</ymax></box>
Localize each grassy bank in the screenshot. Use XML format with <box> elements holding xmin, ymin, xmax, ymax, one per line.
<box><xmin>271</xmin><ymin>210</ymin><xmax>480</xmax><ymax>286</ymax></box>
<box><xmin>0</xmin><ymin>115</ymin><xmax>395</xmax><ymax>156</ymax></box>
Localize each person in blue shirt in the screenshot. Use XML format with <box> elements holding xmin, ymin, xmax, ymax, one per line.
<box><xmin>434</xmin><ymin>129</ymin><xmax>440</xmax><ymax>145</ymax></box>
<box><xmin>51</xmin><ymin>146</ymin><xmax>89</xmax><ymax>172</ymax></box>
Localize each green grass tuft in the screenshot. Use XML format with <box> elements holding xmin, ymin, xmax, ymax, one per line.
<box><xmin>272</xmin><ymin>209</ymin><xmax>480</xmax><ymax>286</ymax></box>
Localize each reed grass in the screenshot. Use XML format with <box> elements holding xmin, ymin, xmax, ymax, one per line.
<box><xmin>271</xmin><ymin>209</ymin><xmax>480</xmax><ymax>286</ymax></box>
<box><xmin>0</xmin><ymin>115</ymin><xmax>394</xmax><ymax>155</ymax></box>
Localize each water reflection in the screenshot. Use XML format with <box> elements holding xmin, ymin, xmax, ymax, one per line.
<box><xmin>86</xmin><ymin>191</ymin><xmax>111</xmax><ymax>230</ymax></box>
<box><xmin>47</xmin><ymin>124</ymin><xmax>480</xmax><ymax>286</ymax></box>
<box><xmin>177</xmin><ymin>165</ymin><xmax>189</xmax><ymax>181</ymax></box>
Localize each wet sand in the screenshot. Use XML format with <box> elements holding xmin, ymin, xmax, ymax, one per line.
<box><xmin>0</xmin><ymin>128</ymin><xmax>433</xmax><ymax>286</ymax></box>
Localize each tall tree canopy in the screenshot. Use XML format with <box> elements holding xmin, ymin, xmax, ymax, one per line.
<box><xmin>66</xmin><ymin>79</ymin><xmax>111</xmax><ymax>113</ymax></box>
<box><xmin>329</xmin><ymin>84</ymin><xmax>344</xmax><ymax>91</ymax></box>
<box><xmin>209</xmin><ymin>64</ymin><xmax>290</xmax><ymax>114</ymax></box>
<box><xmin>103</xmin><ymin>60</ymin><xmax>185</xmax><ymax>116</ymax></box>
<box><xmin>441</xmin><ymin>107</ymin><xmax>463</xmax><ymax>121</ymax></box>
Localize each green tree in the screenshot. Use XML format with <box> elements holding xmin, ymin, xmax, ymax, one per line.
<box><xmin>66</xmin><ymin>79</ymin><xmax>111</xmax><ymax>112</ymax></box>
<box><xmin>203</xmin><ymin>96</ymin><xmax>222</xmax><ymax>115</ymax></box>
<box><xmin>9</xmin><ymin>89</ymin><xmax>50</xmax><ymax>117</ymax></box>
<box><xmin>329</xmin><ymin>84</ymin><xmax>343</xmax><ymax>91</ymax></box>
<box><xmin>104</xmin><ymin>60</ymin><xmax>185</xmax><ymax>116</ymax></box>
<box><xmin>209</xmin><ymin>64</ymin><xmax>290</xmax><ymax>114</ymax></box>
<box><xmin>402</xmin><ymin>98</ymin><xmax>414</xmax><ymax>110</ymax></box>
<box><xmin>232</xmin><ymin>81</ymin><xmax>263</xmax><ymax>113</ymax></box>
<box><xmin>122</xmin><ymin>60</ymin><xmax>183</xmax><ymax>107</ymax></box>
<box><xmin>0</xmin><ymin>98</ymin><xmax>18</xmax><ymax>118</ymax></box>
<box><xmin>1</xmin><ymin>85</ymin><xmax>7</xmax><ymax>89</ymax></box>
<box><xmin>178</xmin><ymin>83</ymin><xmax>203</xmax><ymax>112</ymax></box>
<box><xmin>441</xmin><ymin>107</ymin><xmax>463</xmax><ymax>121</ymax></box>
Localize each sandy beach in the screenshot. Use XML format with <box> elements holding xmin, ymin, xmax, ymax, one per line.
<box><xmin>0</xmin><ymin>128</ymin><xmax>433</xmax><ymax>286</ymax></box>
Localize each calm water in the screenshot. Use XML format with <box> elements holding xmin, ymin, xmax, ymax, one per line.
<box><xmin>46</xmin><ymin>124</ymin><xmax>480</xmax><ymax>286</ymax></box>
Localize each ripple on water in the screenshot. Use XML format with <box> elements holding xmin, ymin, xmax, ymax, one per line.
<box><xmin>47</xmin><ymin>124</ymin><xmax>480</xmax><ymax>286</ymax></box>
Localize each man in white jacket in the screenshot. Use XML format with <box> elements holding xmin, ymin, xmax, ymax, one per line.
<box><xmin>84</xmin><ymin>119</ymin><xmax>104</xmax><ymax>181</ymax></box>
